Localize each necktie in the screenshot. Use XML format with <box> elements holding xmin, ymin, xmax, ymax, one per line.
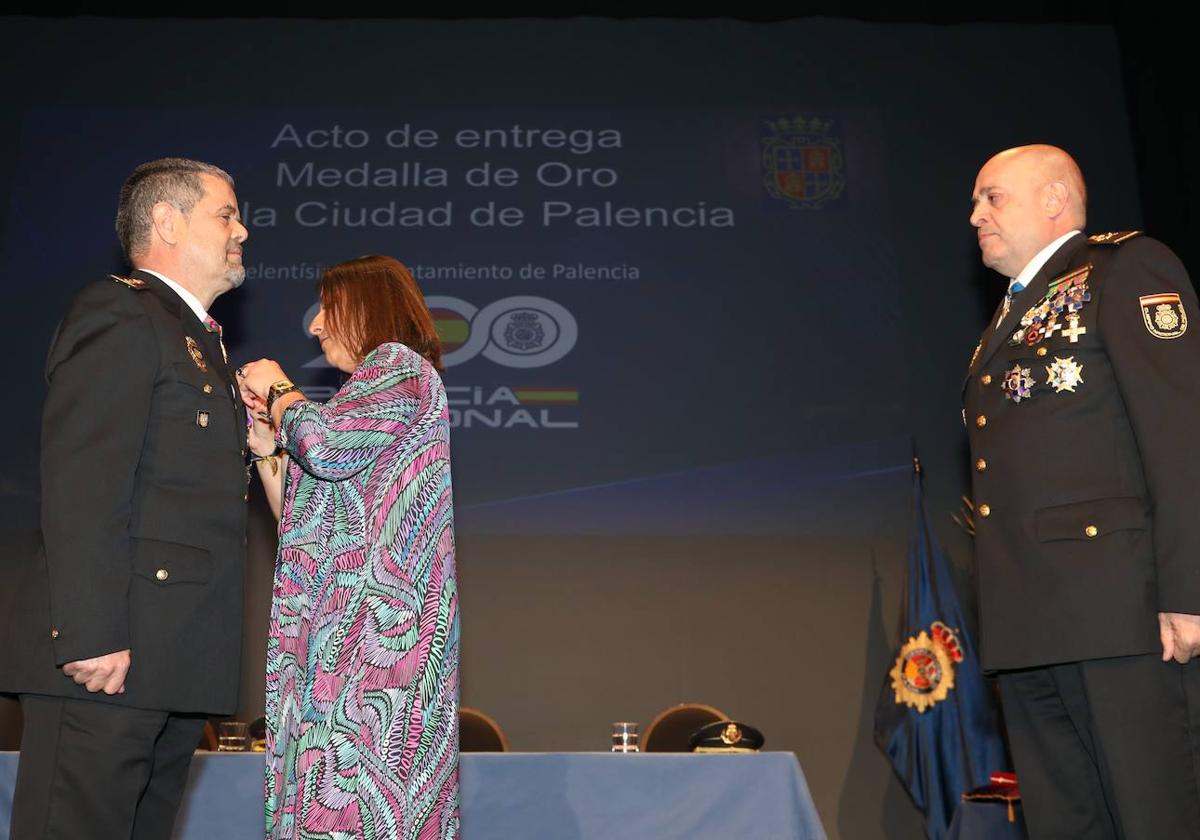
<box><xmin>204</xmin><ymin>316</ymin><xmax>229</xmax><ymax>365</ymax></box>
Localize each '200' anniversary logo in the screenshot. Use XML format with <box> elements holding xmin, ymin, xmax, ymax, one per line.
<box><xmin>303</xmin><ymin>295</ymin><xmax>578</xmax><ymax>369</ymax></box>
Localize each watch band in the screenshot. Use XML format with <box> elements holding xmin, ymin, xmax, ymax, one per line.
<box><xmin>266</xmin><ymin>379</ymin><xmax>300</xmax><ymax>413</ymax></box>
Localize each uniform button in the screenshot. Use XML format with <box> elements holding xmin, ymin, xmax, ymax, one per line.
<box><xmin>50</xmin><ymin>627</ymin><xmax>59</xmax><ymax>639</ymax></box>
<box><xmin>1036</xmin><ymin>347</ymin><xmax>1048</xmax><ymax>357</ymax></box>
<box><xmin>976</xmin><ymin>415</ymin><xmax>987</xmax><ymax>428</ymax></box>
<box><xmin>975</xmin><ymin>458</ymin><xmax>987</xmax><ymax>472</ymax></box>
<box><xmin>981</xmin><ymin>374</ymin><xmax>992</xmax><ymax>385</ymax></box>
<box><xmin>978</xmin><ymin>503</ymin><xmax>991</xmax><ymax>518</ymax></box>
<box><xmin>155</xmin><ymin>568</ymin><xmax>169</xmax><ymax>581</ymax></box>
<box><xmin>244</xmin><ymin>493</ymin><xmax>249</xmax><ymax>501</ymax></box>
<box><xmin>1085</xmin><ymin>524</ymin><xmax>1098</xmax><ymax>538</ymax></box>
<box><xmin>203</xmin><ymin>383</ymin><xmax>214</xmax><ymax>394</ymax></box>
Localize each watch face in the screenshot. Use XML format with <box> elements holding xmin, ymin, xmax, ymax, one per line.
<box><xmin>267</xmin><ymin>380</ymin><xmax>298</xmax><ymax>410</ymax></box>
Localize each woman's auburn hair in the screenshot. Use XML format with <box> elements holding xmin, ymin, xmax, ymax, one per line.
<box><xmin>319</xmin><ymin>255</ymin><xmax>444</xmax><ymax>373</ymax></box>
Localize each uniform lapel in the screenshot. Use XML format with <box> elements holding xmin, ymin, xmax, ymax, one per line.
<box><xmin>131</xmin><ymin>269</ymin><xmax>242</xmax><ymax>416</ymax></box>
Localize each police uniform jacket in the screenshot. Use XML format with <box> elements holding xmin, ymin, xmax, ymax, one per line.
<box><xmin>964</xmin><ymin>232</ymin><xmax>1200</xmax><ymax>672</ymax></box>
<box><xmin>0</xmin><ymin>270</ymin><xmax>247</xmax><ymax>714</ymax></box>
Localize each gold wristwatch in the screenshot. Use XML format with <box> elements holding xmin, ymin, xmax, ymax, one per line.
<box><xmin>266</xmin><ymin>378</ymin><xmax>300</xmax><ymax>413</ymax></box>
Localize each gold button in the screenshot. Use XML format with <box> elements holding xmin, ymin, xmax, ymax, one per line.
<box><xmin>50</xmin><ymin>627</ymin><xmax>59</xmax><ymax>639</ymax></box>
<box><xmin>975</xmin><ymin>458</ymin><xmax>987</xmax><ymax>472</ymax></box>
<box><xmin>978</xmin><ymin>504</ymin><xmax>991</xmax><ymax>518</ymax></box>
<box><xmin>981</xmin><ymin>374</ymin><xmax>992</xmax><ymax>385</ymax></box>
<box><xmin>976</xmin><ymin>415</ymin><xmax>987</xmax><ymax>428</ymax></box>
<box><xmin>203</xmin><ymin>383</ymin><xmax>213</xmax><ymax>394</ymax></box>
<box><xmin>1036</xmin><ymin>347</ymin><xmax>1048</xmax><ymax>357</ymax></box>
<box><xmin>1085</xmin><ymin>524</ymin><xmax>1098</xmax><ymax>538</ymax></box>
<box><xmin>155</xmin><ymin>568</ymin><xmax>169</xmax><ymax>581</ymax></box>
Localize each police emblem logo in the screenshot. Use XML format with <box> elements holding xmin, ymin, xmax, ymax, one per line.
<box><xmin>196</xmin><ymin>411</ymin><xmax>210</xmax><ymax>428</ymax></box>
<box><xmin>503</xmin><ymin>311</ymin><xmax>545</xmax><ymax>351</ymax></box>
<box><xmin>719</xmin><ymin>723</ymin><xmax>742</xmax><ymax>746</ymax></box>
<box><xmin>1140</xmin><ymin>293</ymin><xmax>1188</xmax><ymax>339</ymax></box>
<box><xmin>185</xmin><ymin>336</ymin><xmax>208</xmax><ymax>372</ymax></box>
<box><xmin>889</xmin><ymin>621</ymin><xmax>964</xmax><ymax>713</ymax></box>
<box><xmin>761</xmin><ymin>115</ymin><xmax>845</xmax><ymax>210</ymax></box>
<box><xmin>109</xmin><ymin>274</ymin><xmax>145</xmax><ymax>288</ymax></box>
<box><xmin>1046</xmin><ymin>356</ymin><xmax>1084</xmax><ymax>393</ymax></box>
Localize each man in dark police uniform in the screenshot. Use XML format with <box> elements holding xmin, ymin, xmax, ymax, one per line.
<box><xmin>964</xmin><ymin>144</ymin><xmax>1200</xmax><ymax>838</ymax></box>
<box><xmin>1</xmin><ymin>158</ymin><xmax>249</xmax><ymax>838</ymax></box>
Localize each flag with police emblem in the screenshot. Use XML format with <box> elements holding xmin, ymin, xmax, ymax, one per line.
<box><xmin>874</xmin><ymin>467</ymin><xmax>1009</xmax><ymax>839</ymax></box>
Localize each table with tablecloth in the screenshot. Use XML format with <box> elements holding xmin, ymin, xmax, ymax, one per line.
<box><xmin>0</xmin><ymin>750</ymin><xmax>826</xmax><ymax>839</ymax></box>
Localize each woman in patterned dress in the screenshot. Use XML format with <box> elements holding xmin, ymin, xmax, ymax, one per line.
<box><xmin>238</xmin><ymin>255</ymin><xmax>459</xmax><ymax>839</ymax></box>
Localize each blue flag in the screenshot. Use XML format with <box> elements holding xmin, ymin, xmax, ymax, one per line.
<box><xmin>874</xmin><ymin>465</ymin><xmax>1009</xmax><ymax>839</ymax></box>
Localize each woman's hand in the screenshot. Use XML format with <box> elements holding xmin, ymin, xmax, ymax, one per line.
<box><xmin>236</xmin><ymin>359</ymin><xmax>289</xmax><ymax>402</ymax></box>
<box><xmin>247</xmin><ymin>410</ymin><xmax>276</xmax><ymax>457</ymax></box>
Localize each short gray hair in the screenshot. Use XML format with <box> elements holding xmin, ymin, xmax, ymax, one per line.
<box><xmin>115</xmin><ymin>158</ymin><xmax>234</xmax><ymax>262</ymax></box>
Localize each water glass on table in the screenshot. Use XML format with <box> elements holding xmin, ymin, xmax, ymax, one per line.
<box><xmin>217</xmin><ymin>721</ymin><xmax>249</xmax><ymax>752</ymax></box>
<box><xmin>611</xmin><ymin>722</ymin><xmax>639</xmax><ymax>753</ymax></box>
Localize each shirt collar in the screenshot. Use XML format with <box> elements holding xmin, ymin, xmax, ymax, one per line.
<box><xmin>136</xmin><ymin>268</ymin><xmax>210</xmax><ymax>324</ymax></box>
<box><xmin>1008</xmin><ymin>230</ymin><xmax>1083</xmax><ymax>294</ymax></box>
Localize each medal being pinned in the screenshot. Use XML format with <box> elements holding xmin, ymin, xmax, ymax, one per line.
<box><xmin>185</xmin><ymin>336</ymin><xmax>208</xmax><ymax>372</ymax></box>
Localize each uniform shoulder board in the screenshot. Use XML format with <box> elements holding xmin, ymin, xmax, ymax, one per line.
<box><xmin>1087</xmin><ymin>231</ymin><xmax>1142</xmax><ymax>245</ymax></box>
<box><xmin>108</xmin><ymin>273</ymin><xmax>147</xmax><ymax>289</ymax></box>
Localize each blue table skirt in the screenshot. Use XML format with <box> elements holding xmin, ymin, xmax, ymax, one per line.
<box><xmin>0</xmin><ymin>751</ymin><xmax>827</xmax><ymax>840</ymax></box>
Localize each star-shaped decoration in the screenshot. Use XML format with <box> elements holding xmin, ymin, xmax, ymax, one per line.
<box><xmin>1002</xmin><ymin>363</ymin><xmax>1035</xmax><ymax>403</ymax></box>
<box><xmin>1046</xmin><ymin>356</ymin><xmax>1084</xmax><ymax>393</ymax></box>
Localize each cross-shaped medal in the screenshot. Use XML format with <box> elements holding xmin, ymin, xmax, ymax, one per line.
<box><xmin>1062</xmin><ymin>315</ymin><xmax>1087</xmax><ymax>343</ymax></box>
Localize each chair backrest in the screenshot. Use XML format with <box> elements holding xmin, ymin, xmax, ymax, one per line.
<box><xmin>642</xmin><ymin>702</ymin><xmax>730</xmax><ymax>752</ymax></box>
<box><xmin>460</xmin><ymin>706</ymin><xmax>509</xmax><ymax>752</ymax></box>
<box><xmin>198</xmin><ymin>720</ymin><xmax>219</xmax><ymax>751</ymax></box>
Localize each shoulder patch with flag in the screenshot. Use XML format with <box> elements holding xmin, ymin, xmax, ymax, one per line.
<box><xmin>1140</xmin><ymin>293</ymin><xmax>1187</xmax><ymax>339</ymax></box>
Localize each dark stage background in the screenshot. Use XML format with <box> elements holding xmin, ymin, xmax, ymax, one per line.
<box><xmin>1</xmin><ymin>13</ymin><xmax>1193</xmax><ymax>839</ymax></box>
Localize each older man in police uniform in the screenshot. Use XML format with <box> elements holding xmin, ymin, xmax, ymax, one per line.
<box><xmin>964</xmin><ymin>144</ymin><xmax>1200</xmax><ymax>838</ymax></box>
<box><xmin>0</xmin><ymin>158</ymin><xmax>249</xmax><ymax>839</ymax></box>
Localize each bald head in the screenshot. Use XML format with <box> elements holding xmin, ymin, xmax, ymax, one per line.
<box><xmin>991</xmin><ymin>145</ymin><xmax>1087</xmax><ymax>224</ymax></box>
<box><xmin>970</xmin><ymin>144</ymin><xmax>1088</xmax><ymax>277</ymax></box>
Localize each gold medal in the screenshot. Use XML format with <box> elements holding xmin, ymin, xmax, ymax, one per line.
<box><xmin>185</xmin><ymin>336</ymin><xmax>208</xmax><ymax>372</ymax></box>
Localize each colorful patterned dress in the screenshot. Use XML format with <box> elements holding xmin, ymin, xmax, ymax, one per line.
<box><xmin>265</xmin><ymin>342</ymin><xmax>460</xmax><ymax>839</ymax></box>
